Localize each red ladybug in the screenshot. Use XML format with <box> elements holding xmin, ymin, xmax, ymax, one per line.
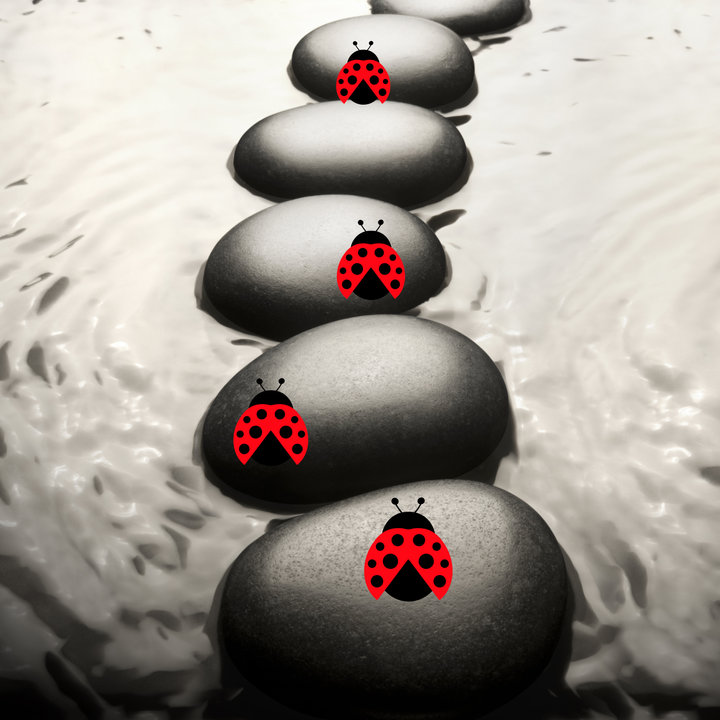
<box><xmin>233</xmin><ymin>379</ymin><xmax>308</xmax><ymax>467</ymax></box>
<box><xmin>336</xmin><ymin>41</ymin><xmax>391</xmax><ymax>105</ymax></box>
<box><xmin>364</xmin><ymin>498</ymin><xmax>453</xmax><ymax>602</ymax></box>
<box><xmin>337</xmin><ymin>220</ymin><xmax>405</xmax><ymax>300</ymax></box>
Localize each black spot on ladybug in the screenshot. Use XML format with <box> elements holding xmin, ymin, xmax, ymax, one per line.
<box><xmin>343</xmin><ymin>68</ymin><xmax>349</xmax><ymax>74</ymax></box>
<box><xmin>249</xmin><ymin>425</ymin><xmax>262</xmax><ymax>439</ymax></box>
<box><xmin>342</xmin><ymin>280</ymin><xmax>352</xmax><ymax>289</ymax></box>
<box><xmin>419</xmin><ymin>554</ymin><xmax>434</xmax><ymax>569</ymax></box>
<box><xmin>351</xmin><ymin>263</ymin><xmax>364</xmax><ymax>275</ymax></box>
<box><xmin>366</xmin><ymin>63</ymin><xmax>374</xmax><ymax>70</ymax></box>
<box><xmin>239</xmin><ymin>444</ymin><xmax>249</xmax><ymax>454</ymax></box>
<box><xmin>433</xmin><ymin>542</ymin><xmax>441</xmax><ymax>551</ymax></box>
<box><xmin>396</xmin><ymin>267</ymin><xmax>403</xmax><ymax>274</ymax></box>
<box><xmin>279</xmin><ymin>426</ymin><xmax>292</xmax><ymax>439</ymax></box>
<box><xmin>292</xmin><ymin>444</ymin><xmax>303</xmax><ymax>454</ymax></box>
<box><xmin>376</xmin><ymin>542</ymin><xmax>384</xmax><ymax>551</ymax></box>
<box><xmin>441</xmin><ymin>559</ymin><xmax>449</xmax><ymax>568</ymax></box>
<box><xmin>383</xmin><ymin>79</ymin><xmax>388</xmax><ymax>84</ymax></box>
<box><xmin>340</xmin><ymin>89</ymin><xmax>348</xmax><ymax>96</ymax></box>
<box><xmin>413</xmin><ymin>534</ymin><xmax>425</xmax><ymax>546</ymax></box>
<box><xmin>389</xmin><ymin>254</ymin><xmax>396</xmax><ymax>261</ymax></box>
<box><xmin>383</xmin><ymin>553</ymin><xmax>399</xmax><ymax>569</ymax></box>
<box><xmin>236</xmin><ymin>430</ymin><xmax>244</xmax><ymax>438</ymax></box>
<box><xmin>370</xmin><ymin>75</ymin><xmax>379</xmax><ymax>85</ymax></box>
<box><xmin>345</xmin><ymin>254</ymin><xmax>352</xmax><ymax>261</ymax></box>
<box><xmin>338</xmin><ymin>79</ymin><xmax>344</xmax><ymax>85</ymax></box>
<box><xmin>358</xmin><ymin>248</ymin><xmax>368</xmax><ymax>257</ymax></box>
<box><xmin>392</xmin><ymin>534</ymin><xmax>404</xmax><ymax>546</ymax></box>
<box><xmin>257</xmin><ymin>409</ymin><xmax>267</xmax><ymax>419</ymax></box>
<box><xmin>368</xmin><ymin>559</ymin><xmax>377</xmax><ymax>568</ymax></box>
<box><xmin>379</xmin><ymin>263</ymin><xmax>391</xmax><ymax>275</ymax></box>
<box><xmin>275</xmin><ymin>409</ymin><xmax>285</xmax><ymax>419</ymax></box>
<box><xmin>348</xmin><ymin>75</ymin><xmax>357</xmax><ymax>84</ymax></box>
<box><xmin>434</xmin><ymin>576</ymin><xmax>446</xmax><ymax>588</ymax></box>
<box><xmin>298</xmin><ymin>430</ymin><xmax>306</xmax><ymax>438</ymax></box>
<box><xmin>379</xmin><ymin>89</ymin><xmax>387</xmax><ymax>96</ymax></box>
<box><xmin>353</xmin><ymin>63</ymin><xmax>361</xmax><ymax>70</ymax></box>
<box><xmin>339</xmin><ymin>267</ymin><xmax>347</xmax><ymax>274</ymax></box>
<box><xmin>390</xmin><ymin>280</ymin><xmax>400</xmax><ymax>289</ymax></box>
<box><xmin>378</xmin><ymin>68</ymin><xmax>384</xmax><ymax>74</ymax></box>
<box><xmin>371</xmin><ymin>575</ymin><xmax>383</xmax><ymax>588</ymax></box>
<box><xmin>243</xmin><ymin>416</ymin><xmax>251</xmax><ymax>424</ymax></box>
<box><xmin>291</xmin><ymin>416</ymin><xmax>299</xmax><ymax>424</ymax></box>
<box><xmin>374</xmin><ymin>247</ymin><xmax>384</xmax><ymax>257</ymax></box>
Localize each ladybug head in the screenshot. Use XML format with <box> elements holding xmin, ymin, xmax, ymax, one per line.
<box><xmin>383</xmin><ymin>497</ymin><xmax>434</xmax><ymax>532</ymax></box>
<box><xmin>351</xmin><ymin>219</ymin><xmax>391</xmax><ymax>247</ymax></box>
<box><xmin>348</xmin><ymin>40</ymin><xmax>379</xmax><ymax>62</ymax></box>
<box><xmin>249</xmin><ymin>378</ymin><xmax>294</xmax><ymax>408</ymax></box>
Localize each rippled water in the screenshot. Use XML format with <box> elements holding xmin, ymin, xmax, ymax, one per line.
<box><xmin>1</xmin><ymin>0</ymin><xmax>719</xmax><ymax>718</ymax></box>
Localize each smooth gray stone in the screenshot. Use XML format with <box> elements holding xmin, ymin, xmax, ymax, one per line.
<box><xmin>201</xmin><ymin>316</ymin><xmax>508</xmax><ymax>504</ymax></box>
<box><xmin>204</xmin><ymin>195</ymin><xmax>447</xmax><ymax>341</ymax></box>
<box><xmin>221</xmin><ymin>479</ymin><xmax>568</xmax><ymax>720</ymax></box>
<box><xmin>291</xmin><ymin>15</ymin><xmax>475</xmax><ymax>108</ymax></box>
<box><xmin>370</xmin><ymin>0</ymin><xmax>528</xmax><ymax>37</ymax></box>
<box><xmin>233</xmin><ymin>102</ymin><xmax>468</xmax><ymax>208</ymax></box>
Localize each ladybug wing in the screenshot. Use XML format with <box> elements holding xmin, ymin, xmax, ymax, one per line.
<box><xmin>255</xmin><ymin>404</ymin><xmax>309</xmax><ymax>466</ymax></box>
<box><xmin>367</xmin><ymin>247</ymin><xmax>405</xmax><ymax>299</ymax></box>
<box><xmin>233</xmin><ymin>407</ymin><xmax>271</xmax><ymax>465</ymax></box>
<box><xmin>407</xmin><ymin>529</ymin><xmax>453</xmax><ymax>600</ymax></box>
<box><xmin>372</xmin><ymin>62</ymin><xmax>391</xmax><ymax>103</ymax></box>
<box><xmin>336</xmin><ymin>246</ymin><xmax>369</xmax><ymax>298</ymax></box>
<box><xmin>336</xmin><ymin>62</ymin><xmax>354</xmax><ymax>103</ymax></box>
<box><xmin>364</xmin><ymin>528</ymin><xmax>411</xmax><ymax>599</ymax></box>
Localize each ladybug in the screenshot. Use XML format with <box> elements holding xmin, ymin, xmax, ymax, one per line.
<box><xmin>233</xmin><ymin>378</ymin><xmax>308</xmax><ymax>467</ymax></box>
<box><xmin>336</xmin><ymin>41</ymin><xmax>391</xmax><ymax>105</ymax></box>
<box><xmin>336</xmin><ymin>219</ymin><xmax>405</xmax><ymax>300</ymax></box>
<box><xmin>364</xmin><ymin>497</ymin><xmax>453</xmax><ymax>602</ymax></box>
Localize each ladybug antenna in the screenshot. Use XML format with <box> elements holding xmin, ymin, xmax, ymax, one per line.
<box><xmin>256</xmin><ymin>378</ymin><xmax>266</xmax><ymax>391</ymax></box>
<box><xmin>368</xmin><ymin>41</ymin><xmax>374</xmax><ymax>49</ymax></box>
<box><xmin>276</xmin><ymin>378</ymin><xmax>285</xmax><ymax>391</ymax></box>
<box><xmin>376</xmin><ymin>219</ymin><xmax>384</xmax><ymax>231</ymax></box>
<box><xmin>391</xmin><ymin>497</ymin><xmax>402</xmax><ymax>514</ymax></box>
<box><xmin>358</xmin><ymin>219</ymin><xmax>367</xmax><ymax>232</ymax></box>
<box><xmin>353</xmin><ymin>41</ymin><xmax>359</xmax><ymax>50</ymax></box>
<box><xmin>414</xmin><ymin>497</ymin><xmax>425</xmax><ymax>513</ymax></box>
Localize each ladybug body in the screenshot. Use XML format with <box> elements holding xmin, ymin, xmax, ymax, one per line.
<box><xmin>364</xmin><ymin>498</ymin><xmax>453</xmax><ymax>602</ymax></box>
<box><xmin>336</xmin><ymin>41</ymin><xmax>390</xmax><ymax>105</ymax></box>
<box><xmin>233</xmin><ymin>379</ymin><xmax>308</xmax><ymax>467</ymax></box>
<box><xmin>337</xmin><ymin>220</ymin><xmax>405</xmax><ymax>300</ymax></box>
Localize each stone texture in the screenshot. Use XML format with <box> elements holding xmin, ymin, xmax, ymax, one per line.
<box><xmin>370</xmin><ymin>0</ymin><xmax>528</xmax><ymax>37</ymax></box>
<box><xmin>233</xmin><ymin>102</ymin><xmax>468</xmax><ymax>208</ymax></box>
<box><xmin>291</xmin><ymin>15</ymin><xmax>474</xmax><ymax>108</ymax></box>
<box><xmin>221</xmin><ymin>479</ymin><xmax>568</xmax><ymax>720</ymax></box>
<box><xmin>201</xmin><ymin>316</ymin><xmax>508</xmax><ymax>504</ymax></box>
<box><xmin>204</xmin><ymin>195</ymin><xmax>447</xmax><ymax>341</ymax></box>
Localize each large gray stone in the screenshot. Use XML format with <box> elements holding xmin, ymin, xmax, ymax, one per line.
<box><xmin>204</xmin><ymin>196</ymin><xmax>447</xmax><ymax>341</ymax></box>
<box><xmin>291</xmin><ymin>15</ymin><xmax>474</xmax><ymax>108</ymax></box>
<box><xmin>370</xmin><ymin>0</ymin><xmax>528</xmax><ymax>37</ymax></box>
<box><xmin>221</xmin><ymin>479</ymin><xmax>568</xmax><ymax>720</ymax></box>
<box><xmin>201</xmin><ymin>316</ymin><xmax>508</xmax><ymax>504</ymax></box>
<box><xmin>233</xmin><ymin>102</ymin><xmax>468</xmax><ymax>208</ymax></box>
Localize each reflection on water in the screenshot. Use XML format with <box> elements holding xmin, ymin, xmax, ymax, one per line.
<box><xmin>1</xmin><ymin>0</ymin><xmax>719</xmax><ymax>717</ymax></box>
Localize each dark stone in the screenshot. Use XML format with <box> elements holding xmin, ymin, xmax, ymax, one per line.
<box><xmin>233</xmin><ymin>102</ymin><xmax>468</xmax><ymax>208</ymax></box>
<box><xmin>220</xmin><ymin>480</ymin><xmax>568</xmax><ymax>720</ymax></box>
<box><xmin>291</xmin><ymin>15</ymin><xmax>474</xmax><ymax>108</ymax></box>
<box><xmin>203</xmin><ymin>195</ymin><xmax>447</xmax><ymax>341</ymax></box>
<box><xmin>370</xmin><ymin>0</ymin><xmax>528</xmax><ymax>37</ymax></box>
<box><xmin>201</xmin><ymin>316</ymin><xmax>509</xmax><ymax>504</ymax></box>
